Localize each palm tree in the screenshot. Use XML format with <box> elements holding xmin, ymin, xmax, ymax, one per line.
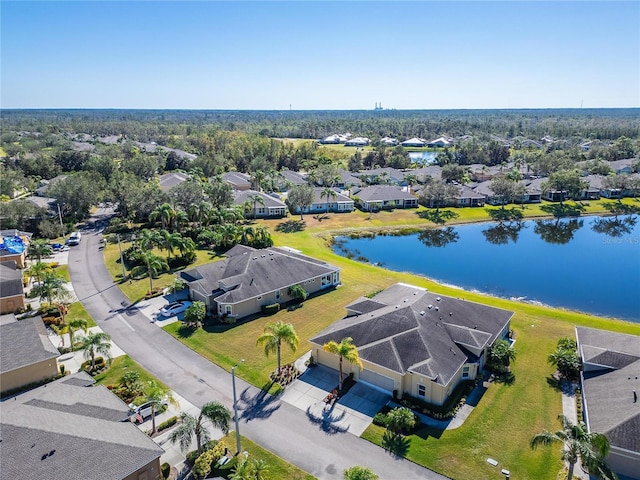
<box><xmin>248</xmin><ymin>193</ymin><xmax>265</xmax><ymax>219</ymax></box>
<box><xmin>132</xmin><ymin>251</ymin><xmax>169</xmax><ymax>293</ymax></box>
<box><xmin>137</xmin><ymin>228</ymin><xmax>162</xmax><ymax>252</ymax></box>
<box><xmin>321</xmin><ymin>187</ymin><xmax>337</xmax><ymax>214</ymax></box>
<box><xmin>250</xmin><ymin>170</ymin><xmax>266</xmax><ymax>192</ymax></box>
<box><xmin>79</xmin><ymin>331</ymin><xmax>112</xmax><ymax>370</ymax></box>
<box><xmin>28</xmin><ymin>261</ymin><xmax>49</xmax><ymax>287</ymax></box>
<box><xmin>168</xmin><ymin>401</ymin><xmax>231</xmax><ymax>453</ymax></box>
<box><xmin>322</xmin><ymin>337</ymin><xmax>363</xmax><ymax>392</ymax></box>
<box><xmin>150</xmin><ymin>203</ymin><xmax>176</xmax><ymax>231</ymax></box>
<box><xmin>68</xmin><ymin>318</ymin><xmax>89</xmax><ymax>349</ymax></box>
<box><xmin>39</xmin><ymin>270</ymin><xmax>66</xmax><ymax>305</ymax></box>
<box><xmin>159</xmin><ymin>230</ymin><xmax>181</xmax><ymax>260</ymax></box>
<box><xmin>28</xmin><ymin>239</ymin><xmax>52</xmax><ymax>262</ymax></box>
<box><xmin>256</xmin><ymin>321</ymin><xmax>299</xmax><ymax>374</ymax></box>
<box><xmin>175</xmin><ymin>236</ymin><xmax>196</xmax><ymax>259</ymax></box>
<box><xmin>143</xmin><ymin>380</ymin><xmax>178</xmax><ymax>435</ymax></box>
<box><xmin>530</xmin><ymin>415</ymin><xmax>616</xmax><ymax>480</ymax></box>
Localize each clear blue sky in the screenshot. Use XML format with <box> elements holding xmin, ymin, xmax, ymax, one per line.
<box><xmin>2</xmin><ymin>1</ymin><xmax>639</xmax><ymax>109</ymax></box>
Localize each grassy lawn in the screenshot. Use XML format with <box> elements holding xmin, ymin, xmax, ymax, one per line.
<box><xmin>106</xmin><ymin>199</ymin><xmax>640</xmax><ymax>480</ymax></box>
<box><xmin>219</xmin><ymin>433</ymin><xmax>315</xmax><ymax>480</ymax></box>
<box><xmin>93</xmin><ymin>354</ymin><xmax>169</xmax><ymax>390</ymax></box>
<box><xmin>67</xmin><ymin>300</ymin><xmax>97</xmax><ymax>328</ymax></box>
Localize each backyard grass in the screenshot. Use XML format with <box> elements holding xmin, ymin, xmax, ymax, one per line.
<box><xmin>93</xmin><ymin>354</ymin><xmax>169</xmax><ymax>390</ymax></box>
<box><xmin>105</xmin><ymin>199</ymin><xmax>640</xmax><ymax>480</ymax></box>
<box><xmin>219</xmin><ymin>433</ymin><xmax>316</xmax><ymax>480</ymax></box>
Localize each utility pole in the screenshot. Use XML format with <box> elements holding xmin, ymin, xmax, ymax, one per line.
<box><xmin>117</xmin><ymin>234</ymin><xmax>126</xmax><ymax>280</ymax></box>
<box><xmin>232</xmin><ymin>359</ymin><xmax>245</xmax><ymax>454</ymax></box>
<box><xmin>57</xmin><ymin>203</ymin><xmax>65</xmax><ymax>240</ymax></box>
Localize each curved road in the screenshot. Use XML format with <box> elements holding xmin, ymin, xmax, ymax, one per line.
<box><xmin>69</xmin><ymin>209</ymin><xmax>447</xmax><ymax>480</ymax></box>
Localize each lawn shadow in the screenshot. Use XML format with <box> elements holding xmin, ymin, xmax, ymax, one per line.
<box><xmin>546</xmin><ymin>375</ymin><xmax>563</xmax><ymax>392</ymax></box>
<box><xmin>486</xmin><ymin>207</ymin><xmax>524</xmax><ymax>222</ymax></box>
<box><xmin>492</xmin><ymin>371</ymin><xmax>516</xmax><ymax>386</ymax></box>
<box><xmin>275</xmin><ymin>220</ymin><xmax>306</xmax><ymax>233</ymax></box>
<box><xmin>238</xmin><ymin>385</ymin><xmax>281</xmax><ymax>422</ymax></box>
<box><xmin>413</xmin><ymin>424</ymin><xmax>445</xmax><ymax>441</ymax></box>
<box><xmin>417</xmin><ymin>209</ymin><xmax>459</xmax><ymax>224</ymax></box>
<box><xmin>540</xmin><ymin>203</ymin><xmax>586</xmax><ymax>218</ymax></box>
<box><xmin>175</xmin><ymin>324</ymin><xmax>197</xmax><ymax>338</ymax></box>
<box><xmin>382</xmin><ymin>430</ymin><xmax>411</xmax><ymax>457</ymax></box>
<box><xmin>305</xmin><ymin>404</ymin><xmax>349</xmax><ymax>434</ymax></box>
<box><xmin>601</xmin><ymin>201</ymin><xmax>640</xmax><ymax>215</ymax></box>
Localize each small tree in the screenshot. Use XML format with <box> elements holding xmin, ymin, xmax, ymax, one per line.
<box><xmin>488</xmin><ymin>339</ymin><xmax>516</xmax><ymax>372</ymax></box>
<box><xmin>286</xmin><ymin>184</ymin><xmax>314</xmax><ymax>220</ymax></box>
<box><xmin>343</xmin><ymin>466</ymin><xmax>379</xmax><ymax>480</ymax></box>
<box><xmin>184</xmin><ymin>301</ymin><xmax>206</xmax><ymax>327</ymax></box>
<box><xmin>548</xmin><ymin>337</ymin><xmax>581</xmax><ymax>380</ymax></box>
<box><xmin>385</xmin><ymin>407</ymin><xmax>416</xmax><ymax>436</ymax></box>
<box><xmin>288</xmin><ymin>284</ymin><xmax>307</xmax><ymax>302</ymax></box>
<box><xmin>256</xmin><ymin>321</ymin><xmax>299</xmax><ymax>374</ymax></box>
<box><xmin>322</xmin><ymin>337</ymin><xmax>363</xmax><ymax>391</ymax></box>
<box><xmin>169</xmin><ymin>401</ymin><xmax>231</xmax><ymax>453</ymax></box>
<box><xmin>143</xmin><ymin>380</ymin><xmax>178</xmax><ymax>435</ymax></box>
<box><xmin>79</xmin><ymin>331</ymin><xmax>112</xmax><ymax>370</ymax></box>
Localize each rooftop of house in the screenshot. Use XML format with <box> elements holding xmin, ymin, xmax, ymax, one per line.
<box><xmin>0</xmin><ymin>260</ymin><xmax>24</xmax><ymax>298</ymax></box>
<box><xmin>576</xmin><ymin>326</ymin><xmax>640</xmax><ymax>455</ymax></box>
<box><xmin>158</xmin><ymin>171</ymin><xmax>190</xmax><ymax>191</ymax></box>
<box><xmin>223</xmin><ymin>171</ymin><xmax>251</xmax><ymax>188</ymax></box>
<box><xmin>232</xmin><ymin>189</ymin><xmax>287</xmax><ymax>208</ymax></box>
<box><xmin>311</xmin><ymin>187</ymin><xmax>353</xmax><ymax>203</ymax></box>
<box><xmin>180</xmin><ymin>245</ymin><xmax>339</xmax><ymax>305</ymax></box>
<box><xmin>311</xmin><ymin>283</ymin><xmax>513</xmax><ymax>387</ymax></box>
<box><xmin>355</xmin><ymin>185</ymin><xmax>417</xmax><ymax>202</ymax></box>
<box><xmin>0</xmin><ymin>372</ymin><xmax>164</xmax><ymax>480</ymax></box>
<box><xmin>0</xmin><ymin>316</ymin><xmax>60</xmax><ymax>374</ymax></box>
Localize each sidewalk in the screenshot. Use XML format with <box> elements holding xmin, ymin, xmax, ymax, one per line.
<box><xmin>561</xmin><ymin>380</ymin><xmax>589</xmax><ymax>480</ymax></box>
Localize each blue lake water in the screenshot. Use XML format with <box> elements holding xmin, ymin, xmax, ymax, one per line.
<box><xmin>333</xmin><ymin>215</ymin><xmax>640</xmax><ymax>322</ymax></box>
<box><xmin>408</xmin><ymin>151</ymin><xmax>438</xmax><ymax>164</ymax></box>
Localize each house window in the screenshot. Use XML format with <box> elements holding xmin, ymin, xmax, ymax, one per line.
<box><xmin>462</xmin><ymin>366</ymin><xmax>470</xmax><ymax>379</ymax></box>
<box><xmin>417</xmin><ymin>384</ymin><xmax>426</xmax><ymax>398</ymax></box>
<box><xmin>275</xmin><ymin>290</ymin><xmax>281</xmax><ymax>300</ymax></box>
<box><xmin>225</xmin><ymin>305</ymin><xmax>232</xmax><ymax>315</ymax></box>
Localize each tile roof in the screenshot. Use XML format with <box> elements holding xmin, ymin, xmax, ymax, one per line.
<box><xmin>0</xmin><ymin>316</ymin><xmax>59</xmax><ymax>374</ymax></box>
<box><xmin>0</xmin><ymin>372</ymin><xmax>163</xmax><ymax>480</ymax></box>
<box><xmin>576</xmin><ymin>327</ymin><xmax>640</xmax><ymax>454</ymax></box>
<box><xmin>311</xmin><ymin>283</ymin><xmax>513</xmax><ymax>387</ymax></box>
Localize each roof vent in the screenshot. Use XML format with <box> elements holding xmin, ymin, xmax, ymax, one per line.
<box><xmin>419</xmin><ymin>311</ymin><xmax>425</xmax><ymax>316</ymax></box>
<box><xmin>403</xmin><ymin>298</ymin><xmax>408</xmax><ymax>302</ymax></box>
<box><xmin>252</xmin><ymin>256</ymin><xmax>258</xmax><ymax>260</ymax></box>
<box><xmin>261</xmin><ymin>254</ymin><xmax>266</xmax><ymax>258</ymax></box>
<box><xmin>428</xmin><ymin>304</ymin><xmax>433</xmax><ymax>309</ymax></box>
<box><xmin>449</xmin><ymin>312</ymin><xmax>453</xmax><ymax>316</ymax></box>
<box><xmin>436</xmin><ymin>297</ymin><xmax>441</xmax><ymax>301</ymax></box>
<box><xmin>435</xmin><ymin>306</ymin><xmax>439</xmax><ymax>311</ymax></box>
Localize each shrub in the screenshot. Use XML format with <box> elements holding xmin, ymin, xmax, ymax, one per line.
<box><xmin>161</xmin><ymin>462</ymin><xmax>170</xmax><ymax>479</ymax></box>
<box><xmin>80</xmin><ymin>356</ymin><xmax>105</xmax><ymax>371</ymax></box>
<box><xmin>386</xmin><ymin>407</ymin><xmax>417</xmax><ymax>435</ymax></box>
<box><xmin>122</xmin><ymin>246</ymin><xmax>145</xmax><ymax>269</ymax></box>
<box><xmin>157</xmin><ymin>416</ymin><xmax>178</xmax><ymax>432</ymax></box>
<box><xmin>192</xmin><ymin>449</ymin><xmax>216</xmax><ymax>479</ymax></box>
<box><xmin>185</xmin><ymin>450</ymin><xmax>200</xmax><ymax>467</ymax></box>
<box><xmin>261</xmin><ymin>303</ymin><xmax>280</xmax><ymax>315</ymax></box>
<box><xmin>372</xmin><ymin>412</ymin><xmax>389</xmax><ymax>428</ymax></box>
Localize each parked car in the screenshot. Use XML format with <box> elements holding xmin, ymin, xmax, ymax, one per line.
<box><xmin>67</xmin><ymin>232</ymin><xmax>82</xmax><ymax>246</ymax></box>
<box><xmin>128</xmin><ymin>400</ymin><xmax>168</xmax><ymax>423</ymax></box>
<box><xmin>159</xmin><ymin>300</ymin><xmax>192</xmax><ymax>317</ymax></box>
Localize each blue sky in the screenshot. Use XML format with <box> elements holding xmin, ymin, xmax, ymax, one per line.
<box><xmin>2</xmin><ymin>1</ymin><xmax>639</xmax><ymax>109</ymax></box>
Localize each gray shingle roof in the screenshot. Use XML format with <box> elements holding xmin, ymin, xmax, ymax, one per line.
<box><xmin>576</xmin><ymin>327</ymin><xmax>640</xmax><ymax>454</ymax></box>
<box><xmin>0</xmin><ymin>260</ymin><xmax>24</xmax><ymax>298</ymax></box>
<box><xmin>158</xmin><ymin>171</ymin><xmax>189</xmax><ymax>191</ymax></box>
<box><xmin>355</xmin><ymin>185</ymin><xmax>416</xmax><ymax>202</ymax></box>
<box><xmin>0</xmin><ymin>316</ymin><xmax>59</xmax><ymax>374</ymax></box>
<box><xmin>232</xmin><ymin>190</ymin><xmax>287</xmax><ymax>209</ymax></box>
<box><xmin>181</xmin><ymin>245</ymin><xmax>339</xmax><ymax>305</ymax></box>
<box><xmin>0</xmin><ymin>373</ymin><xmax>163</xmax><ymax>480</ymax></box>
<box><xmin>311</xmin><ymin>283</ymin><xmax>513</xmax><ymax>387</ymax></box>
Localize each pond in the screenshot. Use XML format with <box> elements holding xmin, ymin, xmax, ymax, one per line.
<box><xmin>408</xmin><ymin>151</ymin><xmax>438</xmax><ymax>165</ymax></box>
<box><xmin>333</xmin><ymin>215</ymin><xmax>640</xmax><ymax>322</ymax></box>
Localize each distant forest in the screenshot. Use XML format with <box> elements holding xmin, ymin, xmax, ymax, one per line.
<box><xmin>2</xmin><ymin>108</ymin><xmax>639</xmax><ymax>141</ymax></box>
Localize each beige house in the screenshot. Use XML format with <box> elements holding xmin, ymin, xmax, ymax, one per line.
<box><xmin>180</xmin><ymin>245</ymin><xmax>341</xmax><ymax>320</ymax></box>
<box><xmin>0</xmin><ymin>260</ymin><xmax>26</xmax><ymax>314</ymax></box>
<box><xmin>310</xmin><ymin>283</ymin><xmax>513</xmax><ymax>405</ymax></box>
<box><xmin>576</xmin><ymin>327</ymin><xmax>640</xmax><ymax>480</ymax></box>
<box><xmin>0</xmin><ymin>315</ymin><xmax>59</xmax><ymax>394</ymax></box>
<box><xmin>1</xmin><ymin>371</ymin><xmax>164</xmax><ymax>480</ymax></box>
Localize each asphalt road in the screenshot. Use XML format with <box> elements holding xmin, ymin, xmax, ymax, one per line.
<box><xmin>68</xmin><ymin>208</ymin><xmax>448</xmax><ymax>480</ymax></box>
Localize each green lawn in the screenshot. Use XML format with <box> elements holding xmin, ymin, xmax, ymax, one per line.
<box><xmin>219</xmin><ymin>433</ymin><xmax>316</xmax><ymax>480</ymax></box>
<box><xmin>67</xmin><ymin>300</ymin><xmax>97</xmax><ymax>328</ymax></box>
<box><xmin>106</xmin><ymin>199</ymin><xmax>640</xmax><ymax>480</ymax></box>
<box><xmin>93</xmin><ymin>354</ymin><xmax>169</xmax><ymax>390</ymax></box>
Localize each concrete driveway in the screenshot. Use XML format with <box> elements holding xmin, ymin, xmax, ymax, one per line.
<box><xmin>280</xmin><ymin>364</ymin><xmax>390</xmax><ymax>436</ymax></box>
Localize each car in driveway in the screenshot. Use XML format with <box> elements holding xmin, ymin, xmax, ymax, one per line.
<box><xmin>67</xmin><ymin>232</ymin><xmax>82</xmax><ymax>246</ymax></box>
<box><xmin>159</xmin><ymin>300</ymin><xmax>192</xmax><ymax>318</ymax></box>
<box><xmin>128</xmin><ymin>400</ymin><xmax>168</xmax><ymax>423</ymax></box>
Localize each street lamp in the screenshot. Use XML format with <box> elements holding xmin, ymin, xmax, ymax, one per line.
<box><xmin>232</xmin><ymin>359</ymin><xmax>245</xmax><ymax>454</ymax></box>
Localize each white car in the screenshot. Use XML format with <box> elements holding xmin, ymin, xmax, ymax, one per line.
<box><xmin>159</xmin><ymin>300</ymin><xmax>192</xmax><ymax>318</ymax></box>
<box><xmin>67</xmin><ymin>232</ymin><xmax>82</xmax><ymax>246</ymax></box>
<box><xmin>128</xmin><ymin>400</ymin><xmax>168</xmax><ymax>423</ymax></box>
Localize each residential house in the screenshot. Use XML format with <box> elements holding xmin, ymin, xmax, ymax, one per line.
<box><xmin>335</xmin><ymin>170</ymin><xmax>363</xmax><ymax>189</ymax></box>
<box><xmin>380</xmin><ymin>137</ymin><xmax>399</xmax><ymax>146</ymax></box>
<box><xmin>232</xmin><ymin>190</ymin><xmax>288</xmax><ymax>218</ymax></box>
<box><xmin>0</xmin><ymin>371</ymin><xmax>165</xmax><ymax>480</ymax></box>
<box><xmin>0</xmin><ymin>315</ymin><xmax>59</xmax><ymax>394</ymax></box>
<box><xmin>519</xmin><ymin>180</ymin><xmax>542</xmax><ymax>203</ymax></box>
<box><xmin>344</xmin><ymin>137</ymin><xmax>370</xmax><ymax>147</ymax></box>
<box><xmin>526</xmin><ymin>177</ymin><xmax>568</xmax><ymax>202</ymax></box>
<box><xmin>580</xmin><ymin>140</ymin><xmax>608</xmax><ymax>152</ymax></box>
<box><xmin>355</xmin><ymin>167</ymin><xmax>406</xmax><ymax>186</ymax></box>
<box><xmin>290</xmin><ymin>187</ymin><xmax>354</xmax><ymax>215</ymax></box>
<box><xmin>319</xmin><ymin>133</ymin><xmax>351</xmax><ymax>144</ymax></box>
<box><xmin>468</xmin><ymin>164</ymin><xmax>506</xmax><ymax>182</ymax></box>
<box><xmin>609</xmin><ymin>158</ymin><xmax>637</xmax><ymax>175</ymax></box>
<box><xmin>158</xmin><ymin>171</ymin><xmax>189</xmax><ymax>192</ymax></box>
<box><xmin>279</xmin><ymin>170</ymin><xmax>309</xmax><ymax>190</ymax></box>
<box><xmin>0</xmin><ymin>261</ymin><xmax>26</xmax><ymax>314</ymax></box>
<box><xmin>472</xmin><ymin>180</ymin><xmax>541</xmax><ymax>205</ymax></box>
<box><xmin>578</xmin><ymin>175</ymin><xmax>603</xmax><ymax>200</ymax></box>
<box><xmin>352</xmin><ymin>185</ymin><xmax>418</xmax><ymax>211</ymax></box>
<box><xmin>36</xmin><ymin>175</ymin><xmax>67</xmax><ymax>197</ymax></box>
<box><xmin>223</xmin><ymin>171</ymin><xmax>252</xmax><ymax>191</ymax></box>
<box><xmin>401</xmin><ymin>137</ymin><xmax>427</xmax><ymax>148</ymax></box>
<box><xmin>179</xmin><ymin>245</ymin><xmax>340</xmax><ymax>320</ymax></box>
<box><xmin>427</xmin><ymin>136</ymin><xmax>453</xmax><ymax>148</ymax></box>
<box><xmin>576</xmin><ymin>327</ymin><xmax>640</xmax><ymax>480</ymax></box>
<box><xmin>0</xmin><ymin>229</ymin><xmax>31</xmax><ymax>268</ymax></box>
<box><xmin>519</xmin><ymin>139</ymin><xmax>543</xmax><ymax>150</ymax></box>
<box><xmin>310</xmin><ymin>283</ymin><xmax>513</xmax><ymax>404</ymax></box>
<box><xmin>411</xmin><ymin>165</ymin><xmax>442</xmax><ymax>183</ymax></box>
<box><xmin>452</xmin><ymin>185</ymin><xmax>486</xmax><ymax>207</ymax></box>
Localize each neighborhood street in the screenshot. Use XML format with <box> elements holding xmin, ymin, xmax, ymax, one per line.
<box><xmin>68</xmin><ymin>208</ymin><xmax>447</xmax><ymax>480</ymax></box>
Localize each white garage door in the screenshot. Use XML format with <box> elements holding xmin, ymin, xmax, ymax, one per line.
<box><xmin>359</xmin><ymin>370</ymin><xmax>394</xmax><ymax>393</ymax></box>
